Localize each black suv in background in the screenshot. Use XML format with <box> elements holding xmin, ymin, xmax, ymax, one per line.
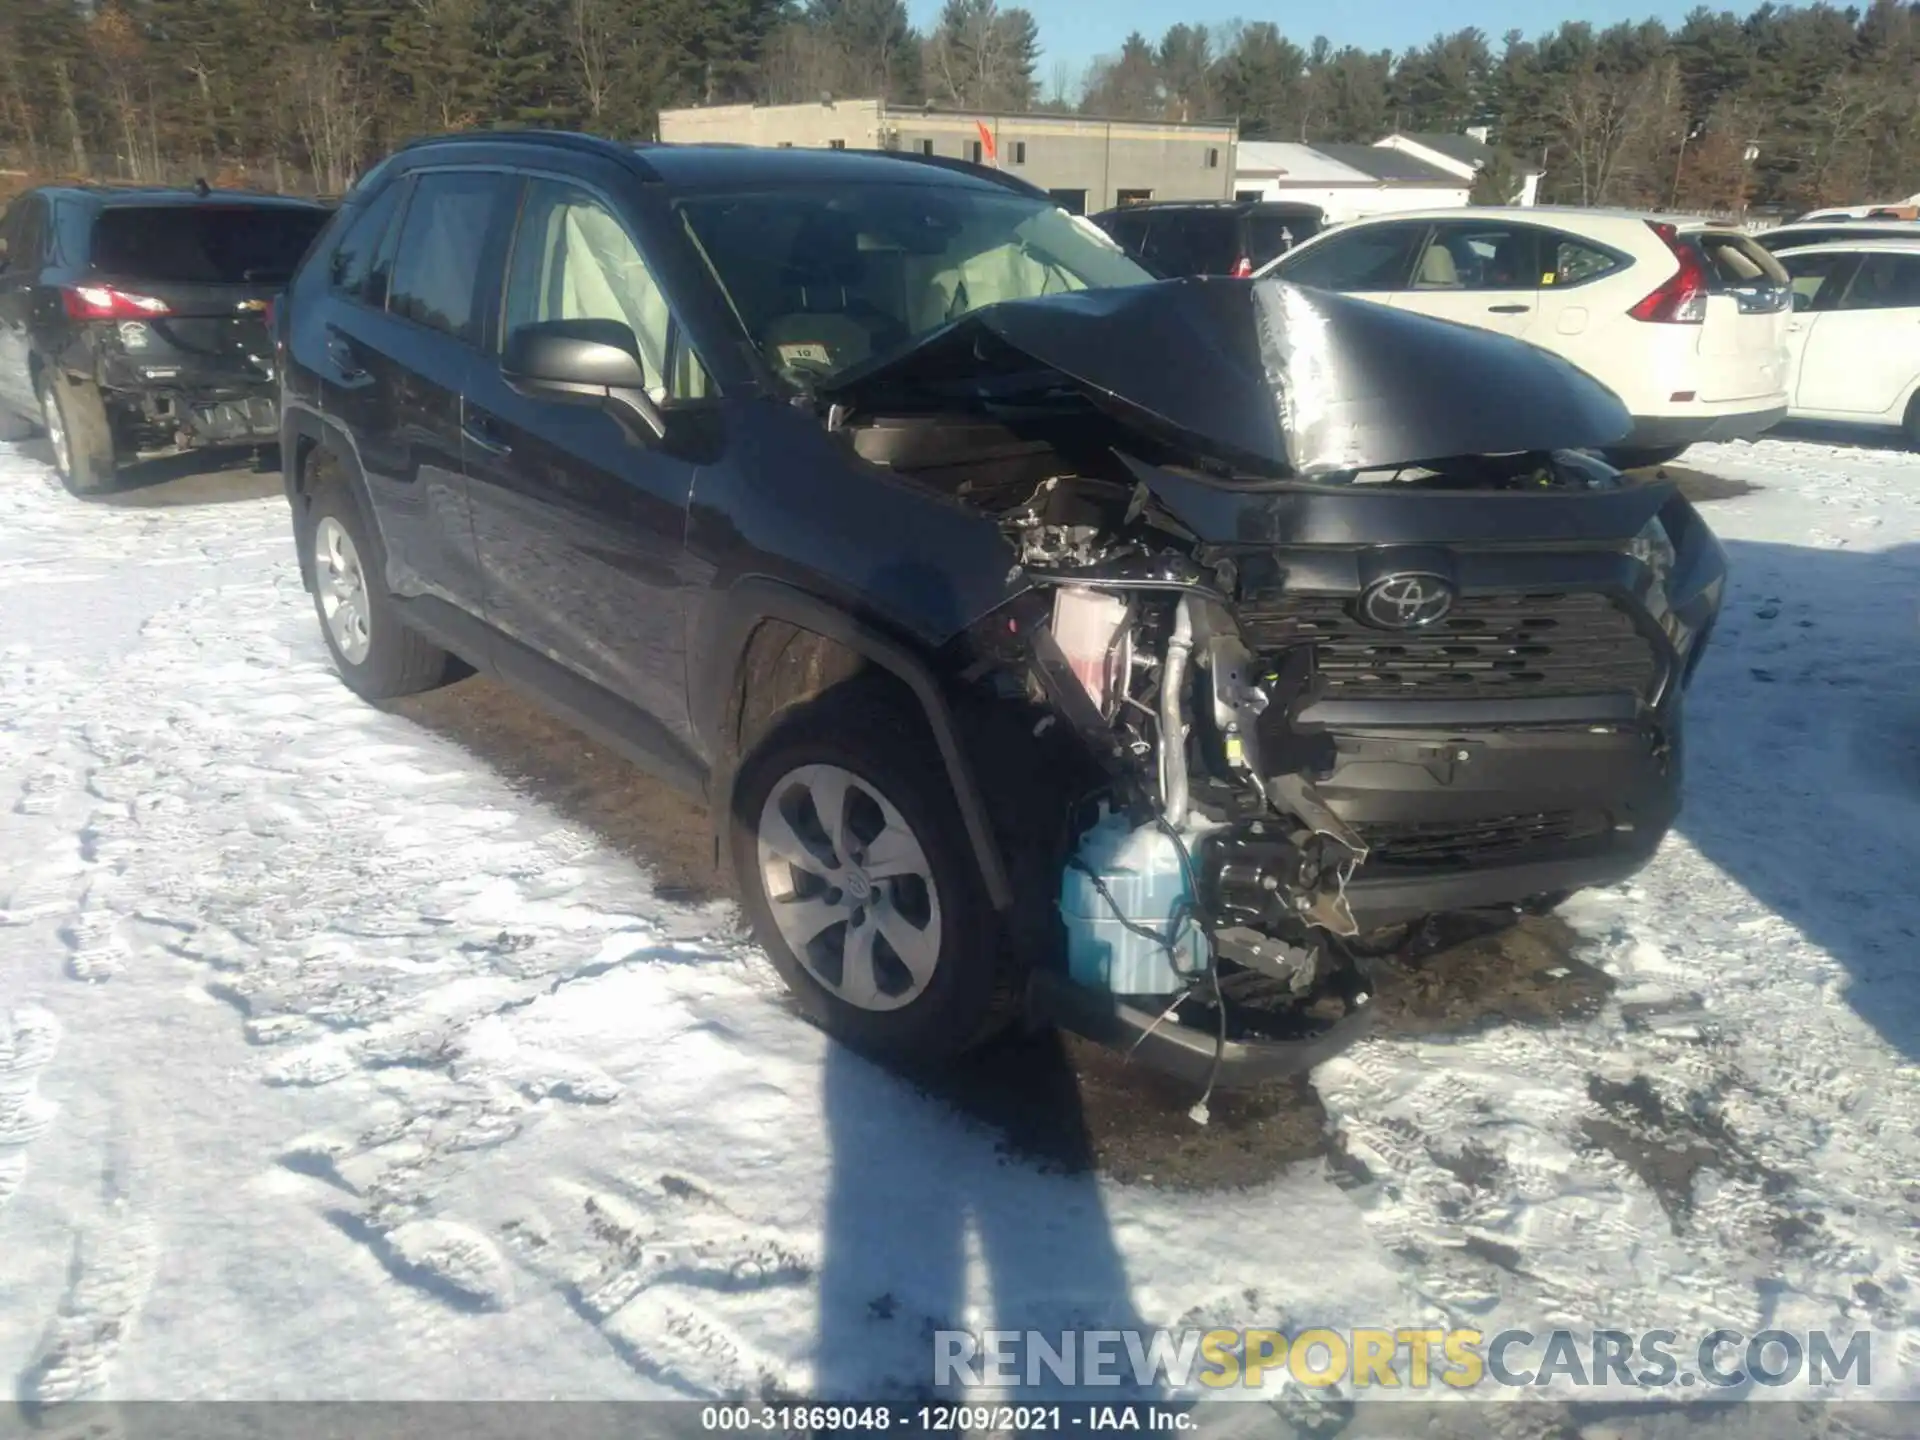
<box><xmin>275</xmin><ymin>133</ymin><xmax>1725</xmax><ymax>1089</ymax></box>
<box><xmin>0</xmin><ymin>184</ymin><xmax>333</xmax><ymax>494</ymax></box>
<box><xmin>1092</xmin><ymin>199</ymin><xmax>1324</xmax><ymax>277</ymax></box>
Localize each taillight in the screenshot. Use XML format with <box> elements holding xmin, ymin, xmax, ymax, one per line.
<box><xmin>63</xmin><ymin>285</ymin><xmax>173</xmax><ymax>321</ymax></box>
<box><xmin>1627</xmin><ymin>222</ymin><xmax>1709</xmax><ymax>324</ymax></box>
<box><xmin>1230</xmin><ymin>255</ymin><xmax>1253</xmax><ymax>278</ymax></box>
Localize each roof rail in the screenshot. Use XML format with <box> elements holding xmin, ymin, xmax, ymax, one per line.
<box><xmin>848</xmin><ymin>148</ymin><xmax>1052</xmax><ymax>199</ymax></box>
<box><xmin>391</xmin><ymin>128</ymin><xmax>660</xmax><ymax>180</ymax></box>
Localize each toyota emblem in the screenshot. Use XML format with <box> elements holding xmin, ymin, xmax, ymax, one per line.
<box><xmin>1360</xmin><ymin>573</ymin><xmax>1455</xmax><ymax>630</ymax></box>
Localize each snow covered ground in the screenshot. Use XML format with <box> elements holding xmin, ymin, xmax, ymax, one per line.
<box><xmin>1</xmin><ymin>435</ymin><xmax>1918</xmax><ymax>1429</ymax></box>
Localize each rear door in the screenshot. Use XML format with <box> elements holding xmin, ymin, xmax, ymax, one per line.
<box><xmin>320</xmin><ymin>168</ymin><xmax>518</xmax><ymax>613</ymax></box>
<box><xmin>1794</xmin><ymin>250</ymin><xmax>1920</xmax><ymax>417</ymax></box>
<box><xmin>83</xmin><ymin>202</ymin><xmax>331</xmax><ymax>389</ymax></box>
<box><xmin>1391</xmin><ymin>217</ymin><xmax>1543</xmax><ymax>339</ymax></box>
<box><xmin>1688</xmin><ymin>228</ymin><xmax>1790</xmax><ymax>406</ymax></box>
<box><xmin>0</xmin><ymin>193</ymin><xmax>46</xmax><ymax>415</ymax></box>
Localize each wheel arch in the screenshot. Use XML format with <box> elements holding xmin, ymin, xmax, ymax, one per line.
<box><xmin>286</xmin><ymin>414</ymin><xmax>392</xmax><ymax>594</ymax></box>
<box><xmin>701</xmin><ymin>579</ymin><xmax>1014</xmax><ymax>913</ymax></box>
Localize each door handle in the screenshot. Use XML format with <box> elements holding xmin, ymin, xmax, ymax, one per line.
<box><xmin>462</xmin><ymin>412</ymin><xmax>511</xmax><ymax>457</ymax></box>
<box><xmin>325</xmin><ymin>335</ymin><xmax>366</xmax><ymax>381</ymax></box>
<box><xmin>1486</xmin><ymin>304</ymin><xmax>1531</xmax><ymax>314</ymax></box>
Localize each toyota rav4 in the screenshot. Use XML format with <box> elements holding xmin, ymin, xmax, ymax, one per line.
<box><xmin>275</xmin><ymin>133</ymin><xmax>1727</xmax><ymax>1090</ymax></box>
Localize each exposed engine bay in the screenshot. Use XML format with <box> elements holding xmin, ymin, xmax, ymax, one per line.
<box><xmin>817</xmin><ymin>278</ymin><xmax>1727</xmax><ymax>1095</ymax></box>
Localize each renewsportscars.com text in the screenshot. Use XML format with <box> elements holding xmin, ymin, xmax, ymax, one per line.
<box><xmin>934</xmin><ymin>1327</ymin><xmax>1876</xmax><ymax>1394</ymax></box>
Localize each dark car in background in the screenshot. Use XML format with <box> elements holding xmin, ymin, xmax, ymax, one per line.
<box><xmin>274</xmin><ymin>133</ymin><xmax>1723</xmax><ymax>1091</ymax></box>
<box><xmin>0</xmin><ymin>184</ymin><xmax>333</xmax><ymax>494</ymax></box>
<box><xmin>1091</xmin><ymin>199</ymin><xmax>1324</xmax><ymax>278</ymax></box>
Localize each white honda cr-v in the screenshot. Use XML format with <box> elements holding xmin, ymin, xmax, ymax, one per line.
<box><xmin>1259</xmin><ymin>206</ymin><xmax>1792</xmax><ymax>468</ymax></box>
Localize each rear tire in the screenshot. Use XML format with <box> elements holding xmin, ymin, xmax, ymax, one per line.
<box><xmin>298</xmin><ymin>465</ymin><xmax>463</xmax><ymax>700</ymax></box>
<box><xmin>729</xmin><ymin>683</ymin><xmax>1017</xmax><ymax>1066</ymax></box>
<box><xmin>1604</xmin><ymin>444</ymin><xmax>1689</xmax><ymax>471</ymax></box>
<box><xmin>0</xmin><ymin>405</ymin><xmax>34</xmax><ymax>443</ymax></box>
<box><xmin>1904</xmin><ymin>395</ymin><xmax>1919</xmax><ymax>452</ymax></box>
<box><xmin>38</xmin><ymin>372</ymin><xmax>118</xmax><ymax>496</ymax></box>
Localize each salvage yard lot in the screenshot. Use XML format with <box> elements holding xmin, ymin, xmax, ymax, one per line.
<box><xmin>1</xmin><ymin>433</ymin><xmax>1918</xmax><ymax>1424</ymax></box>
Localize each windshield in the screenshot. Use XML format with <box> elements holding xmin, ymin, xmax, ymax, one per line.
<box><xmin>675</xmin><ymin>182</ymin><xmax>1154</xmax><ymax>387</ymax></box>
<box><xmin>90</xmin><ymin>204</ymin><xmax>332</xmax><ymax>285</ymax></box>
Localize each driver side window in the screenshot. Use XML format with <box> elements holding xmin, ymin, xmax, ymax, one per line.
<box><xmin>502</xmin><ymin>180</ymin><xmax>707</xmax><ymax>400</ymax></box>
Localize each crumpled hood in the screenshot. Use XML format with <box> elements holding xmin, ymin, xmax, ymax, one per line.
<box><xmin>822</xmin><ymin>276</ymin><xmax>1634</xmax><ymax>477</ymax></box>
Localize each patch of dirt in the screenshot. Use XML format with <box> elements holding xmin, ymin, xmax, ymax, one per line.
<box><xmin>1577</xmin><ymin>1074</ymin><xmax>1786</xmax><ymax>1231</ymax></box>
<box><xmin>1660</xmin><ymin>466</ymin><xmax>1759</xmax><ymax>503</ymax></box>
<box><xmin>1368</xmin><ymin>912</ymin><xmax>1615</xmax><ymax>1038</ymax></box>
<box><xmin>394</xmin><ymin>674</ymin><xmax>732</xmax><ymax>905</ymax></box>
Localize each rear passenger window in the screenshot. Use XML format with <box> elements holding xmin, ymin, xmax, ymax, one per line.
<box><xmin>388</xmin><ymin>171</ymin><xmax>510</xmax><ymax>346</ymax></box>
<box><xmin>329</xmin><ymin>179</ymin><xmax>408</xmax><ymax>307</ymax></box>
<box><xmin>4</xmin><ymin>196</ymin><xmax>46</xmax><ymax>269</ymax></box>
<box><xmin>1546</xmin><ymin>235</ymin><xmax>1623</xmax><ymax>286</ymax></box>
<box><xmin>1840</xmin><ymin>253</ymin><xmax>1920</xmax><ymax>311</ymax></box>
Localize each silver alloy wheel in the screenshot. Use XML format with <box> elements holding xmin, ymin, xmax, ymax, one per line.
<box><xmin>755</xmin><ymin>762</ymin><xmax>942</xmax><ymax>1012</ymax></box>
<box><xmin>40</xmin><ymin>384</ymin><xmax>69</xmax><ymax>478</ymax></box>
<box><xmin>314</xmin><ymin>515</ymin><xmax>373</xmax><ymax>665</ymax></box>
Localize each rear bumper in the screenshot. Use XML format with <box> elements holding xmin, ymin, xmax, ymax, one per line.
<box><xmin>1620</xmin><ymin>403</ymin><xmax>1786</xmax><ymax>449</ymax></box>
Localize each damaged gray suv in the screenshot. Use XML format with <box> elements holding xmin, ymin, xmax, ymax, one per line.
<box><xmin>276</xmin><ymin>134</ymin><xmax>1727</xmax><ymax>1089</ymax></box>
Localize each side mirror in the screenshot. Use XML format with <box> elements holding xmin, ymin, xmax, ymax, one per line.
<box><xmin>502</xmin><ymin>318</ymin><xmax>666</xmax><ymax>441</ymax></box>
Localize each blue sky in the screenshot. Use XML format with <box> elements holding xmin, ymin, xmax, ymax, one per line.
<box><xmin>907</xmin><ymin>1</ymin><xmax>1714</xmax><ymax>78</ymax></box>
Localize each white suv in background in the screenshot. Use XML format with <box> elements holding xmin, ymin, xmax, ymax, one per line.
<box><xmin>1772</xmin><ymin>238</ymin><xmax>1920</xmax><ymax>449</ymax></box>
<box><xmin>1259</xmin><ymin>206</ymin><xmax>1792</xmax><ymax>469</ymax></box>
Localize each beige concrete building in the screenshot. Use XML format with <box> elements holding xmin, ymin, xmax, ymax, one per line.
<box><xmin>657</xmin><ymin>99</ymin><xmax>1237</xmax><ymax>215</ymax></box>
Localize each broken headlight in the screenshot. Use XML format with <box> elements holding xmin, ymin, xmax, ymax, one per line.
<box><xmin>1628</xmin><ymin>515</ymin><xmax>1675</xmax><ymax>622</ymax></box>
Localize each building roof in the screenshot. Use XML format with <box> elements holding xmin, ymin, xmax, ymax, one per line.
<box><xmin>1311</xmin><ymin>143</ymin><xmax>1466</xmax><ymax>186</ymax></box>
<box><xmin>1233</xmin><ymin>142</ymin><xmax>1375</xmax><ymax>184</ymax></box>
<box><xmin>1389</xmin><ymin>132</ymin><xmax>1495</xmax><ymax>169</ymax></box>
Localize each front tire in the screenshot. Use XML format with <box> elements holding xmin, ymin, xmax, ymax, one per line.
<box><xmin>38</xmin><ymin>372</ymin><xmax>118</xmax><ymax>496</ymax></box>
<box><xmin>298</xmin><ymin>468</ymin><xmax>462</xmax><ymax>700</ymax></box>
<box><xmin>1904</xmin><ymin>394</ymin><xmax>1919</xmax><ymax>452</ymax></box>
<box><xmin>730</xmin><ymin>686</ymin><xmax>1016</xmax><ymax>1065</ymax></box>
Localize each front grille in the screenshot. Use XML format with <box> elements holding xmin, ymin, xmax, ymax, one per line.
<box><xmin>1237</xmin><ymin>591</ymin><xmax>1658</xmax><ymax>699</ymax></box>
<box><xmin>1362</xmin><ymin>811</ymin><xmax>1611</xmax><ymax>868</ymax></box>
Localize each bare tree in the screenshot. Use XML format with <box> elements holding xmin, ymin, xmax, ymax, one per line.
<box><xmin>282</xmin><ymin>43</ymin><xmax>369</xmax><ymax>194</ymax></box>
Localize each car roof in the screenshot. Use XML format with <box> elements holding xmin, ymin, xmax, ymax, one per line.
<box><xmin>387</xmin><ymin>130</ymin><xmax>1042</xmax><ymax>198</ymax></box>
<box><xmin>1292</xmin><ymin>204</ymin><xmax>1746</xmax><ymax>232</ymax></box>
<box><xmin>1772</xmin><ymin>237</ymin><xmax>1920</xmax><ymax>257</ymax></box>
<box><xmin>30</xmin><ymin>184</ymin><xmax>328</xmax><ymax>210</ymax></box>
<box><xmin>1765</xmin><ymin>219</ymin><xmax>1920</xmax><ymax>234</ymax></box>
<box><xmin>1096</xmin><ymin>199</ymin><xmax>1318</xmax><ymax>214</ymax></box>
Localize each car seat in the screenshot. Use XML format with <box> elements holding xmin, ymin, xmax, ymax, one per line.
<box><xmin>1416</xmin><ymin>242</ymin><xmax>1461</xmax><ymax>289</ymax></box>
<box><xmin>760</xmin><ymin>211</ymin><xmax>908</xmax><ymax>379</ymax></box>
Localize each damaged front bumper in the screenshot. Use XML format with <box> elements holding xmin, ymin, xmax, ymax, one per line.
<box><xmin>829</xmin><ymin>278</ymin><xmax>1726</xmax><ymax>1092</ymax></box>
<box><xmin>1027</xmin><ymin>965</ymin><xmax>1377</xmax><ymax>1088</ymax></box>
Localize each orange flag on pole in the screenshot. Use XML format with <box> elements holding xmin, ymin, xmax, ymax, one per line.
<box><xmin>975</xmin><ymin>120</ymin><xmax>997</xmax><ymax>166</ymax></box>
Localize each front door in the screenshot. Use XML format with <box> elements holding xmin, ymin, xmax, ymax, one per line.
<box><xmin>1793</xmin><ymin>250</ymin><xmax>1920</xmax><ymax>417</ymax></box>
<box><xmin>462</xmin><ymin>175</ymin><xmax>711</xmax><ymax>747</ymax></box>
